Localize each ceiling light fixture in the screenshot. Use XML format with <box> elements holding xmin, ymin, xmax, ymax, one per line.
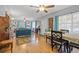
<box><xmin>30</xmin><ymin>5</ymin><xmax>55</xmax><ymax>13</ymax></box>
<box><xmin>39</xmin><ymin>5</ymin><xmax>45</xmax><ymax>11</ymax></box>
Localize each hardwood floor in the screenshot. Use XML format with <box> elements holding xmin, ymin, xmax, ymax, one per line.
<box><xmin>2</xmin><ymin>33</ymin><xmax>58</xmax><ymax>53</ymax></box>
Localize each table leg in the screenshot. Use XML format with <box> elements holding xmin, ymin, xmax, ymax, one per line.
<box><xmin>46</xmin><ymin>35</ymin><xmax>47</xmax><ymax>43</ymax></box>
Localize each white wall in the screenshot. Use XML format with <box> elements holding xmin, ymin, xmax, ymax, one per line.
<box><xmin>39</xmin><ymin>17</ymin><xmax>48</xmax><ymax>35</ymax></box>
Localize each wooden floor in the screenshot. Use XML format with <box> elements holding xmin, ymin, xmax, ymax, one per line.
<box><xmin>2</xmin><ymin>33</ymin><xmax>58</xmax><ymax>53</ymax></box>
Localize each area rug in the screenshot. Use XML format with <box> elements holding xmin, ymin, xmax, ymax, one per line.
<box><xmin>16</xmin><ymin>36</ymin><xmax>31</xmax><ymax>45</ymax></box>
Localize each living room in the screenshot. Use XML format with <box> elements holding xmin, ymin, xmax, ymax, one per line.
<box><xmin>0</xmin><ymin>5</ymin><xmax>79</xmax><ymax>53</ymax></box>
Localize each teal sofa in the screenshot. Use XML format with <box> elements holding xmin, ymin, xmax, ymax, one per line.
<box><xmin>16</xmin><ymin>28</ymin><xmax>31</xmax><ymax>37</ymax></box>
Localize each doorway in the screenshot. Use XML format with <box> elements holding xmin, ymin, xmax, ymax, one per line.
<box><xmin>32</xmin><ymin>21</ymin><xmax>36</xmax><ymax>32</ymax></box>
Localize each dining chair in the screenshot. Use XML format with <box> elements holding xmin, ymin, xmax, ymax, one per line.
<box><xmin>51</xmin><ymin>30</ymin><xmax>68</xmax><ymax>53</ymax></box>
<box><xmin>46</xmin><ymin>35</ymin><xmax>51</xmax><ymax>43</ymax></box>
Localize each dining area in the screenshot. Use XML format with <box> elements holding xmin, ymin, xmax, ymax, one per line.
<box><xmin>40</xmin><ymin>10</ymin><xmax>79</xmax><ymax>53</ymax></box>
<box><xmin>45</xmin><ymin>29</ymin><xmax>79</xmax><ymax>53</ymax></box>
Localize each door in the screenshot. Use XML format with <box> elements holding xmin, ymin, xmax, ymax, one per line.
<box><xmin>48</xmin><ymin>17</ymin><xmax>53</xmax><ymax>30</ymax></box>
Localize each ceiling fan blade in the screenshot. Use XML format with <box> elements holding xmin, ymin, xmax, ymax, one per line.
<box><xmin>30</xmin><ymin>5</ymin><xmax>38</xmax><ymax>8</ymax></box>
<box><xmin>36</xmin><ymin>10</ymin><xmax>39</xmax><ymax>13</ymax></box>
<box><xmin>44</xmin><ymin>10</ymin><xmax>48</xmax><ymax>13</ymax></box>
<box><xmin>45</xmin><ymin>5</ymin><xmax>55</xmax><ymax>8</ymax></box>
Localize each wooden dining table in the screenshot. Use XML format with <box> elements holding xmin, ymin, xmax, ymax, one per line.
<box><xmin>45</xmin><ymin>32</ymin><xmax>79</xmax><ymax>45</ymax></box>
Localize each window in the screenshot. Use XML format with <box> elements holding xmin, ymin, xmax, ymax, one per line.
<box><xmin>73</xmin><ymin>12</ymin><xmax>79</xmax><ymax>34</ymax></box>
<box><xmin>17</xmin><ymin>20</ymin><xmax>25</xmax><ymax>28</ymax></box>
<box><xmin>59</xmin><ymin>14</ymin><xmax>72</xmax><ymax>32</ymax></box>
<box><xmin>59</xmin><ymin>12</ymin><xmax>79</xmax><ymax>35</ymax></box>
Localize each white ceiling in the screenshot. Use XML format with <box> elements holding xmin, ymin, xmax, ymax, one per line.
<box><xmin>0</xmin><ymin>5</ymin><xmax>72</xmax><ymax>20</ymax></box>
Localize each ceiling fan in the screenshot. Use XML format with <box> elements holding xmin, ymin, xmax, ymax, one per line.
<box><xmin>30</xmin><ymin>5</ymin><xmax>55</xmax><ymax>13</ymax></box>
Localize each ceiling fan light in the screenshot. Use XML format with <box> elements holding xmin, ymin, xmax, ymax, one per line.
<box><xmin>39</xmin><ymin>6</ymin><xmax>45</xmax><ymax>11</ymax></box>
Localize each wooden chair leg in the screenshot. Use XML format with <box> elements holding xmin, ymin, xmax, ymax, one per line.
<box><xmin>64</xmin><ymin>44</ymin><xmax>66</xmax><ymax>52</ymax></box>
<box><xmin>58</xmin><ymin>45</ymin><xmax>62</xmax><ymax>53</ymax></box>
<box><xmin>51</xmin><ymin>40</ymin><xmax>54</xmax><ymax>51</ymax></box>
<box><xmin>51</xmin><ymin>45</ymin><xmax>54</xmax><ymax>51</ymax></box>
